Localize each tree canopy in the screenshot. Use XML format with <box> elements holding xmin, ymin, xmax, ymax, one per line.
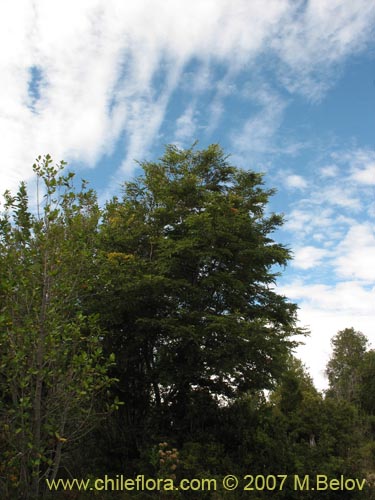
<box><xmin>326</xmin><ymin>327</ymin><xmax>368</xmax><ymax>403</ymax></box>
<box><xmin>0</xmin><ymin>156</ymin><xmax>116</xmax><ymax>499</ymax></box>
<box><xmin>97</xmin><ymin>143</ymin><xmax>302</xmax><ymax>448</ymax></box>
<box><xmin>1</xmin><ymin>147</ymin><xmax>374</xmax><ymax>499</ymax></box>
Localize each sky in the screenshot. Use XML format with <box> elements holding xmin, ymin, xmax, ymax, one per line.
<box><xmin>1</xmin><ymin>0</ymin><xmax>374</xmax><ymax>390</ymax></box>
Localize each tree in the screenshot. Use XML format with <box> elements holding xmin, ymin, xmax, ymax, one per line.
<box><xmin>0</xmin><ymin>156</ymin><xmax>115</xmax><ymax>499</ymax></box>
<box><xmin>359</xmin><ymin>350</ymin><xmax>375</xmax><ymax>415</ymax></box>
<box><xmin>97</xmin><ymin>143</ymin><xmax>302</xmax><ymax>457</ymax></box>
<box><xmin>325</xmin><ymin>329</ymin><xmax>375</xmax><ymax>496</ymax></box>
<box><xmin>326</xmin><ymin>327</ymin><xmax>368</xmax><ymax>403</ymax></box>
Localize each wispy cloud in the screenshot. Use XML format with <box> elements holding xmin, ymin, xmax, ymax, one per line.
<box><xmin>284</xmin><ymin>147</ymin><xmax>374</xmax><ymax>240</ymax></box>
<box><xmin>272</xmin><ymin>0</ymin><xmax>375</xmax><ymax>100</ymax></box>
<box><xmin>1</xmin><ymin>1</ymin><xmax>374</xmax><ymax>194</ymax></box>
<box><xmin>231</xmin><ymin>86</ymin><xmax>287</xmax><ymax>155</ymax></box>
<box><xmin>335</xmin><ymin>223</ymin><xmax>375</xmax><ymax>282</ymax></box>
<box><xmin>279</xmin><ymin>145</ymin><xmax>375</xmax><ymax>388</ymax></box>
<box><xmin>281</xmin><ymin>280</ymin><xmax>375</xmax><ymax>317</ymax></box>
<box><xmin>284</xmin><ymin>174</ymin><xmax>308</xmax><ymax>190</ymax></box>
<box><xmin>279</xmin><ymin>279</ymin><xmax>375</xmax><ymax>389</ymax></box>
<box><xmin>292</xmin><ymin>246</ymin><xmax>329</xmax><ymax>270</ymax></box>
<box><xmin>319</xmin><ymin>165</ymin><xmax>340</xmax><ymax>178</ymax></box>
<box><xmin>174</xmin><ymin>104</ymin><xmax>199</xmax><ymax>145</ymax></box>
<box><xmin>346</xmin><ymin>150</ymin><xmax>375</xmax><ymax>186</ymax></box>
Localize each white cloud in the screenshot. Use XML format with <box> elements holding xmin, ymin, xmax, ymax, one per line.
<box><xmin>280</xmin><ymin>146</ymin><xmax>375</xmax><ymax>389</ymax></box>
<box><xmin>231</xmin><ymin>86</ymin><xmax>287</xmax><ymax>154</ymax></box>
<box><xmin>349</xmin><ymin>152</ymin><xmax>375</xmax><ymax>186</ymax></box>
<box><xmin>272</xmin><ymin>0</ymin><xmax>375</xmax><ymax>100</ymax></box>
<box><xmin>205</xmin><ymin>71</ymin><xmax>239</xmax><ymax>136</ymax></box>
<box><xmin>285</xmin><ymin>207</ymin><xmax>335</xmax><ymax>236</ymax></box>
<box><xmin>283</xmin><ymin>151</ymin><xmax>375</xmax><ymax>281</ymax></box>
<box><xmin>295</xmin><ymin>307</ymin><xmax>374</xmax><ymax>391</ymax></box>
<box><xmin>1</xmin><ymin>0</ymin><xmax>374</xmax><ymax>195</ymax></box>
<box><xmin>320</xmin><ymin>165</ymin><xmax>339</xmax><ymax>178</ymax></box>
<box><xmin>0</xmin><ymin>0</ymin><xmax>290</xmax><ymax>192</ymax></box>
<box><xmin>318</xmin><ymin>185</ymin><xmax>362</xmax><ymax>211</ymax></box>
<box><xmin>331</xmin><ymin>148</ymin><xmax>375</xmax><ymax>186</ymax></box>
<box><xmin>352</xmin><ymin>162</ymin><xmax>375</xmax><ymax>185</ymax></box>
<box><xmin>284</xmin><ymin>147</ymin><xmax>375</xmax><ymax>244</ymax></box>
<box><xmin>174</xmin><ymin>105</ymin><xmax>198</xmax><ymax>143</ymax></box>
<box><xmin>334</xmin><ymin>223</ymin><xmax>375</xmax><ymax>282</ymax></box>
<box><xmin>280</xmin><ymin>280</ymin><xmax>375</xmax><ymax>390</ymax></box>
<box><xmin>282</xmin><ymin>280</ymin><xmax>375</xmax><ymax>315</ymax></box>
<box><xmin>284</xmin><ymin>174</ymin><xmax>308</xmax><ymax>190</ymax></box>
<box><xmin>292</xmin><ymin>246</ymin><xmax>328</xmax><ymax>270</ymax></box>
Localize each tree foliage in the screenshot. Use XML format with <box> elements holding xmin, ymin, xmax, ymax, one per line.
<box><xmin>326</xmin><ymin>327</ymin><xmax>368</xmax><ymax>403</ymax></box>
<box><xmin>325</xmin><ymin>328</ymin><xmax>375</xmax><ymax>493</ymax></box>
<box><xmin>1</xmin><ymin>147</ymin><xmax>374</xmax><ymax>499</ymax></box>
<box><xmin>96</xmin><ymin>143</ymin><xmax>302</xmax><ymax>458</ymax></box>
<box><xmin>0</xmin><ymin>156</ymin><xmax>115</xmax><ymax>499</ymax></box>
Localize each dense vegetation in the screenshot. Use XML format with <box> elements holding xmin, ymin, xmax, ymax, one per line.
<box><xmin>0</xmin><ymin>146</ymin><xmax>374</xmax><ymax>499</ymax></box>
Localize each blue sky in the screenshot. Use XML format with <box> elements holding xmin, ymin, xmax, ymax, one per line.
<box><xmin>1</xmin><ymin>0</ymin><xmax>374</xmax><ymax>389</ymax></box>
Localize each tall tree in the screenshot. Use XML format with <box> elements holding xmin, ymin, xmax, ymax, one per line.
<box><xmin>358</xmin><ymin>350</ymin><xmax>375</xmax><ymax>415</ymax></box>
<box><xmin>326</xmin><ymin>327</ymin><xmax>368</xmax><ymax>403</ymax></box>
<box><xmin>325</xmin><ymin>328</ymin><xmax>375</xmax><ymax>495</ymax></box>
<box><xmin>0</xmin><ymin>156</ymin><xmax>115</xmax><ymax>499</ymax></box>
<box><xmin>98</xmin><ymin>144</ymin><xmax>302</xmax><ymax>455</ymax></box>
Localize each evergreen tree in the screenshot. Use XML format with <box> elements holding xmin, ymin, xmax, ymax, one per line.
<box><xmin>359</xmin><ymin>350</ymin><xmax>375</xmax><ymax>415</ymax></box>
<box><xmin>326</xmin><ymin>327</ymin><xmax>368</xmax><ymax>403</ymax></box>
<box><xmin>97</xmin><ymin>144</ymin><xmax>302</xmax><ymax>459</ymax></box>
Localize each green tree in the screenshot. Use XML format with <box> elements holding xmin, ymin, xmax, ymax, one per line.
<box><xmin>326</xmin><ymin>327</ymin><xmax>368</xmax><ymax>403</ymax></box>
<box><xmin>252</xmin><ymin>358</ymin><xmax>369</xmax><ymax>499</ymax></box>
<box><xmin>0</xmin><ymin>156</ymin><xmax>115</xmax><ymax>499</ymax></box>
<box><xmin>359</xmin><ymin>350</ymin><xmax>375</xmax><ymax>415</ymax></box>
<box><xmin>325</xmin><ymin>328</ymin><xmax>375</xmax><ymax>495</ymax></box>
<box><xmin>97</xmin><ymin>144</ymin><xmax>302</xmax><ymax>461</ymax></box>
